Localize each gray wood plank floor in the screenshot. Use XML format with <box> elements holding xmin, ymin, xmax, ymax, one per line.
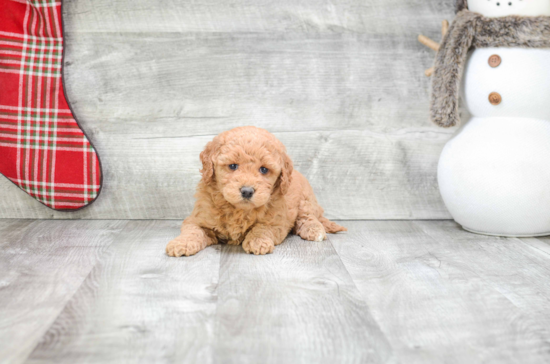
<box><xmin>2</xmin><ymin>219</ymin><xmax>550</xmax><ymax>364</ymax></box>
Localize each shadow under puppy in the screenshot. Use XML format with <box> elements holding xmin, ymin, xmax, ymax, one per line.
<box><xmin>166</xmin><ymin>126</ymin><xmax>346</xmax><ymax>256</ymax></box>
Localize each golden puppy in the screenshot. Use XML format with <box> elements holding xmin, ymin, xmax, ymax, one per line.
<box><xmin>166</xmin><ymin>126</ymin><xmax>346</xmax><ymax>256</ymax></box>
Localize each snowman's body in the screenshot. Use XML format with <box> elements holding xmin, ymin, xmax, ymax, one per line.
<box><xmin>438</xmin><ymin>47</ymin><xmax>550</xmax><ymax>236</ymax></box>
<box><xmin>435</xmin><ymin>0</ymin><xmax>550</xmax><ymax>236</ymax></box>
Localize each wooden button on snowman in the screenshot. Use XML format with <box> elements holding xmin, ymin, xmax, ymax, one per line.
<box><xmin>488</xmin><ymin>54</ymin><xmax>501</xmax><ymax>67</ymax></box>
<box><xmin>419</xmin><ymin>0</ymin><xmax>550</xmax><ymax>236</ymax></box>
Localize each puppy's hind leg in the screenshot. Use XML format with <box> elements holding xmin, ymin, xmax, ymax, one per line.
<box><xmin>295</xmin><ymin>214</ymin><xmax>327</xmax><ymax>242</ymax></box>
<box><xmin>292</xmin><ymin>198</ymin><xmax>325</xmax><ymax>241</ymax></box>
<box><xmin>294</xmin><ymin>200</ymin><xmax>347</xmax><ymax>242</ymax></box>
<box><xmin>318</xmin><ymin>216</ymin><xmax>347</xmax><ymax>234</ymax></box>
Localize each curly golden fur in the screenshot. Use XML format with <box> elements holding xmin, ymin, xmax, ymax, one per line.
<box><xmin>166</xmin><ymin>126</ymin><xmax>347</xmax><ymax>256</ymax></box>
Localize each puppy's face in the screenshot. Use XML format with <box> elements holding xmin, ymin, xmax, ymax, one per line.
<box><xmin>214</xmin><ymin>146</ymin><xmax>280</xmax><ymax>208</ymax></box>
<box><xmin>200</xmin><ymin>127</ymin><xmax>293</xmax><ymax>209</ymax></box>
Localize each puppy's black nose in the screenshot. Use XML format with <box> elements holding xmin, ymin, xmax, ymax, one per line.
<box><xmin>240</xmin><ymin>187</ymin><xmax>255</xmax><ymax>199</ymax></box>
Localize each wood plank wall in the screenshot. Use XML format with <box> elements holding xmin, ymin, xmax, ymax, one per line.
<box><xmin>0</xmin><ymin>0</ymin><xmax>456</xmax><ymax>219</ymax></box>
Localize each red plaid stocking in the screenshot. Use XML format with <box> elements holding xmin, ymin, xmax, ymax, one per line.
<box><xmin>0</xmin><ymin>0</ymin><xmax>102</xmax><ymax>210</ymax></box>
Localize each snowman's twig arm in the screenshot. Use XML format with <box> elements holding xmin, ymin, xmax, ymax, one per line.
<box><xmin>441</xmin><ymin>20</ymin><xmax>449</xmax><ymax>37</ymax></box>
<box><xmin>418</xmin><ymin>35</ymin><xmax>440</xmax><ymax>51</ymax></box>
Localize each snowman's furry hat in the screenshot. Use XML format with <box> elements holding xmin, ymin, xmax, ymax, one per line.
<box><xmin>455</xmin><ymin>0</ymin><xmax>468</xmax><ymax>12</ymax></box>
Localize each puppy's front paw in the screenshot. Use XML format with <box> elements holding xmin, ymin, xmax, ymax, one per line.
<box><xmin>242</xmin><ymin>237</ymin><xmax>275</xmax><ymax>255</ymax></box>
<box><xmin>166</xmin><ymin>238</ymin><xmax>204</xmax><ymax>257</ymax></box>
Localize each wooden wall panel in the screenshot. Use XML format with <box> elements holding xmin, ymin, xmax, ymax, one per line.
<box><xmin>0</xmin><ymin>0</ymin><xmax>455</xmax><ymax>219</ymax></box>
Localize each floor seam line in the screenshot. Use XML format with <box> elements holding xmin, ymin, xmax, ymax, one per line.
<box><xmin>19</xmin><ymin>220</ymin><xmax>131</xmax><ymax>364</ymax></box>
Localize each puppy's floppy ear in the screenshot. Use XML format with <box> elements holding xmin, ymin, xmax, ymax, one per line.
<box><xmin>199</xmin><ymin>139</ymin><xmax>220</xmax><ymax>185</ymax></box>
<box><xmin>278</xmin><ymin>151</ymin><xmax>294</xmax><ymax>195</ymax></box>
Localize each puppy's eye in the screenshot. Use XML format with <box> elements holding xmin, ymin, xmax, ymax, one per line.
<box><xmin>229</xmin><ymin>164</ymin><xmax>238</xmax><ymax>170</ymax></box>
<box><xmin>259</xmin><ymin>166</ymin><xmax>269</xmax><ymax>174</ymax></box>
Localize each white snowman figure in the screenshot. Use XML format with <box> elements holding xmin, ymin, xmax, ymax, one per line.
<box><xmin>420</xmin><ymin>0</ymin><xmax>550</xmax><ymax>236</ymax></box>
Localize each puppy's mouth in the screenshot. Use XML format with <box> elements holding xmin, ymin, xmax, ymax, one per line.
<box><xmin>235</xmin><ymin>198</ymin><xmax>256</xmax><ymax>208</ymax></box>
